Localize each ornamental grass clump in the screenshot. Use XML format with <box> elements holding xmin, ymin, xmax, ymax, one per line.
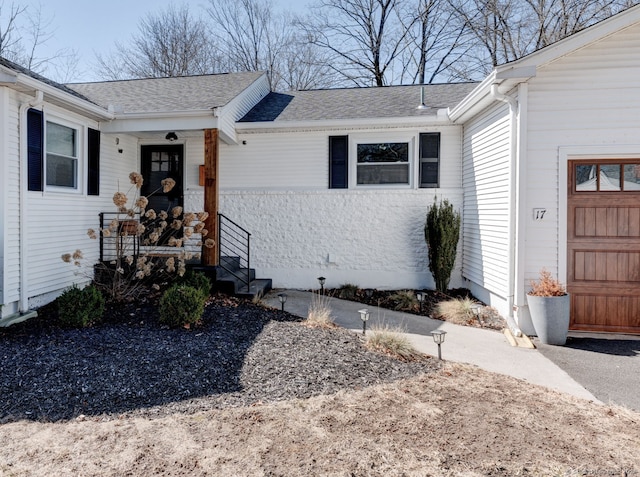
<box><xmin>62</xmin><ymin>172</ymin><xmax>215</xmax><ymax>302</ymax></box>
<box><xmin>57</xmin><ymin>284</ymin><xmax>105</xmax><ymax>328</ymax></box>
<box><xmin>159</xmin><ymin>284</ymin><xmax>207</xmax><ymax>328</ymax></box>
<box><xmin>304</xmin><ymin>291</ymin><xmax>336</xmax><ymax>328</ymax></box>
<box><xmin>390</xmin><ymin>290</ymin><xmax>419</xmax><ymax>311</ymax></box>
<box><xmin>528</xmin><ymin>269</ymin><xmax>567</xmax><ymax>296</ymax></box>
<box><xmin>365</xmin><ymin>324</ymin><xmax>420</xmax><ymax>362</ymax></box>
<box><xmin>434</xmin><ymin>297</ymin><xmax>477</xmax><ymax>325</ymax></box>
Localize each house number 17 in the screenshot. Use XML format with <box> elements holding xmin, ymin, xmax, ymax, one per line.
<box><xmin>533</xmin><ymin>208</ymin><xmax>546</xmax><ymax>220</ymax></box>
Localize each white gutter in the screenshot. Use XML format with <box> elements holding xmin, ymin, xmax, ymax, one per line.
<box><xmin>489</xmin><ymin>84</ymin><xmax>522</xmax><ymax>337</ymax></box>
<box><xmin>236</xmin><ymin>111</ymin><xmax>450</xmax><ymax>132</ymax></box>
<box><xmin>18</xmin><ymin>90</ymin><xmax>44</xmax><ymax>314</ymax></box>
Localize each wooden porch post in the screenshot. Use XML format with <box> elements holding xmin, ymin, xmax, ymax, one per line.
<box><xmin>203</xmin><ymin>128</ymin><xmax>219</xmax><ymax>266</ymax></box>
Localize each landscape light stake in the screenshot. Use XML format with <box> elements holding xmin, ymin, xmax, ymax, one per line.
<box><xmin>277</xmin><ymin>293</ymin><xmax>287</xmax><ymax>311</ymax></box>
<box><xmin>358</xmin><ymin>308</ymin><xmax>370</xmax><ymax>335</ymax></box>
<box><xmin>364</xmin><ymin>288</ymin><xmax>374</xmax><ymax>300</ymax></box>
<box><xmin>416</xmin><ymin>291</ymin><xmax>425</xmax><ymax>312</ymax></box>
<box><xmin>430</xmin><ymin>330</ymin><xmax>447</xmax><ymax>360</ymax></box>
<box><xmin>317</xmin><ymin>276</ymin><xmax>326</xmax><ymax>295</ymax></box>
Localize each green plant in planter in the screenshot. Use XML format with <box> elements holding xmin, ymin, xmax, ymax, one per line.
<box><xmin>527</xmin><ymin>269</ymin><xmax>570</xmax><ymax>345</ymax></box>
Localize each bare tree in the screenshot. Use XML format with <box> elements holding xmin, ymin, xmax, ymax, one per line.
<box><xmin>206</xmin><ymin>0</ymin><xmax>318</xmax><ymax>91</ymax></box>
<box><xmin>304</xmin><ymin>0</ymin><xmax>416</xmax><ymax>86</ymax></box>
<box><xmin>0</xmin><ymin>1</ymin><xmax>78</xmax><ymax>81</ymax></box>
<box><xmin>397</xmin><ymin>0</ymin><xmax>471</xmax><ymax>84</ymax></box>
<box><xmin>95</xmin><ymin>4</ymin><xmax>225</xmax><ymax>80</ymax></box>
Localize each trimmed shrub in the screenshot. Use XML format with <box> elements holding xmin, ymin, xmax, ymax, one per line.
<box><xmin>57</xmin><ymin>284</ymin><xmax>105</xmax><ymax>328</ymax></box>
<box><xmin>176</xmin><ymin>269</ymin><xmax>211</xmax><ymax>296</ymax></box>
<box><xmin>389</xmin><ymin>290</ymin><xmax>418</xmax><ymax>311</ymax></box>
<box><xmin>159</xmin><ymin>284</ymin><xmax>207</xmax><ymax>328</ymax></box>
<box><xmin>337</xmin><ymin>283</ymin><xmax>359</xmax><ymax>300</ymax></box>
<box><xmin>424</xmin><ymin>198</ymin><xmax>461</xmax><ymax>293</ymax></box>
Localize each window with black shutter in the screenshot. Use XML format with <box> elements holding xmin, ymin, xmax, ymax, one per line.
<box><xmin>419</xmin><ymin>133</ymin><xmax>440</xmax><ymax>188</ymax></box>
<box><xmin>27</xmin><ymin>108</ymin><xmax>43</xmax><ymax>191</ymax></box>
<box><xmin>329</xmin><ymin>135</ymin><xmax>348</xmax><ymax>189</ymax></box>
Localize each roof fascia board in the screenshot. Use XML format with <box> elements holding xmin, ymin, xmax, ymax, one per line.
<box><xmin>236</xmin><ymin>112</ymin><xmax>451</xmax><ymax>132</ymax></box>
<box><xmin>101</xmin><ymin>115</ymin><xmax>218</xmax><ymax>134</ymax></box>
<box><xmin>448</xmin><ymin>71</ymin><xmax>498</xmax><ymax>122</ymax></box>
<box><xmin>497</xmin><ymin>3</ymin><xmax>640</xmax><ymax>71</ymax></box>
<box><xmin>0</xmin><ymin>69</ymin><xmax>17</xmax><ymax>85</ymax></box>
<box><xmin>11</xmin><ymin>71</ymin><xmax>113</xmax><ymax>120</ymax></box>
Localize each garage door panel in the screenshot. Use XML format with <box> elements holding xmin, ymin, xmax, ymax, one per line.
<box><xmin>568</xmin><ymin>160</ymin><xmax>640</xmax><ymax>333</ymax></box>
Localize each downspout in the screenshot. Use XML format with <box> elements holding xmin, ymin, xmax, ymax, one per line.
<box><xmin>18</xmin><ymin>90</ymin><xmax>44</xmax><ymax>313</ymax></box>
<box><xmin>490</xmin><ymin>84</ymin><xmax>522</xmax><ymax>337</ymax></box>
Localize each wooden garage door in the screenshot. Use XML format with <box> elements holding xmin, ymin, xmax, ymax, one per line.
<box><xmin>568</xmin><ymin>160</ymin><xmax>640</xmax><ymax>333</ymax></box>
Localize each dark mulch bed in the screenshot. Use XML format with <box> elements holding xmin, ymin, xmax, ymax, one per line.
<box><xmin>325</xmin><ymin>287</ymin><xmax>507</xmax><ymax>331</ymax></box>
<box><xmin>0</xmin><ymin>295</ymin><xmax>439</xmax><ymax>423</ymax></box>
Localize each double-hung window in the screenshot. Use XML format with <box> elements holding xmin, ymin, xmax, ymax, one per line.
<box><xmin>356</xmin><ymin>142</ymin><xmax>409</xmax><ymax>185</ymax></box>
<box><xmin>46</xmin><ymin>121</ymin><xmax>78</xmax><ymax>189</ymax></box>
<box><xmin>27</xmin><ymin>108</ymin><xmax>100</xmax><ymax>194</ymax></box>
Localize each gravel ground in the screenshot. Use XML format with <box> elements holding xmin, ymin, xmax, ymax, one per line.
<box><xmin>0</xmin><ymin>296</ymin><xmax>439</xmax><ymax>423</ymax></box>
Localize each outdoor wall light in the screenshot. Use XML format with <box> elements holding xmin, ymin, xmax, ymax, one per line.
<box><xmin>317</xmin><ymin>276</ymin><xmax>326</xmax><ymax>294</ymax></box>
<box><xmin>277</xmin><ymin>293</ymin><xmax>288</xmax><ymax>311</ymax></box>
<box><xmin>416</xmin><ymin>291</ymin><xmax>425</xmax><ymax>312</ymax></box>
<box><xmin>358</xmin><ymin>308</ymin><xmax>370</xmax><ymax>335</ymax></box>
<box><xmin>430</xmin><ymin>330</ymin><xmax>447</xmax><ymax>360</ymax></box>
<box><xmin>165</xmin><ymin>131</ymin><xmax>178</xmax><ymax>142</ymax></box>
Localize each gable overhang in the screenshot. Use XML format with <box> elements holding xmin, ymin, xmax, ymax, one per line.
<box><xmin>236</xmin><ymin>111</ymin><xmax>452</xmax><ymax>133</ymax></box>
<box><xmin>101</xmin><ymin>108</ymin><xmax>238</xmax><ymax>144</ymax></box>
<box><xmin>0</xmin><ymin>64</ymin><xmax>113</xmax><ymax>122</ymax></box>
<box><xmin>449</xmin><ymin>3</ymin><xmax>640</xmax><ymax>122</ymax></box>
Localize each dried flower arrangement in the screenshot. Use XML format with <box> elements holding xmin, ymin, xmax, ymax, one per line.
<box><xmin>528</xmin><ymin>269</ymin><xmax>567</xmax><ymax>297</ymax></box>
<box><xmin>62</xmin><ymin>172</ymin><xmax>215</xmax><ymax>301</ymax></box>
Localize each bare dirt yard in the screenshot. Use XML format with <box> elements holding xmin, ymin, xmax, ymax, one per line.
<box><xmin>1</xmin><ymin>297</ymin><xmax>639</xmax><ymax>476</ymax></box>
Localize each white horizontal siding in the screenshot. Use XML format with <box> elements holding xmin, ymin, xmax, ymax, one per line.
<box><xmin>523</xmin><ymin>21</ymin><xmax>640</xmax><ymax>284</ymax></box>
<box><xmin>219</xmin><ymin>125</ymin><xmax>463</xmax><ymax>190</ymax></box>
<box><xmin>462</xmin><ymin>101</ymin><xmax>511</xmax><ymax>298</ymax></box>
<box><xmin>25</xmin><ymin>131</ymin><xmax>138</xmax><ymax>300</ymax></box>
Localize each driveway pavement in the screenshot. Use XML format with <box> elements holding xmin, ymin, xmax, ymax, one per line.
<box><xmin>535</xmin><ymin>334</ymin><xmax>640</xmax><ymax>411</ymax></box>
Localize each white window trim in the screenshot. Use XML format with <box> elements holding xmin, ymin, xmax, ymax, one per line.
<box><xmin>349</xmin><ymin>134</ymin><xmax>416</xmax><ymax>189</ymax></box>
<box><xmin>43</xmin><ymin>114</ymin><xmax>84</xmax><ymax>194</ymax></box>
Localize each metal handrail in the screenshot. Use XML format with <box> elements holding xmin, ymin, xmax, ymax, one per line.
<box><xmin>217</xmin><ymin>213</ymin><xmax>252</xmax><ymax>291</ymax></box>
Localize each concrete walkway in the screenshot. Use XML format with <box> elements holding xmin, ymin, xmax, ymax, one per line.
<box><xmin>263</xmin><ymin>289</ymin><xmax>599</xmax><ymax>403</ymax></box>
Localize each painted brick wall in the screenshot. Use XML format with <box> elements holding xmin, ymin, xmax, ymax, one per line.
<box><xmin>187</xmin><ymin>189</ymin><xmax>464</xmax><ymax>290</ymax></box>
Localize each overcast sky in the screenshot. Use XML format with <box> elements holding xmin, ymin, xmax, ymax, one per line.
<box><xmin>35</xmin><ymin>0</ymin><xmax>309</xmax><ymax>82</ymax></box>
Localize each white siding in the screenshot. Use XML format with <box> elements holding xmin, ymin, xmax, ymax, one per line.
<box><xmin>523</xmin><ymin>21</ymin><xmax>640</xmax><ymax>286</ymax></box>
<box><xmin>461</xmin><ymin>101</ymin><xmax>511</xmax><ymax>301</ymax></box>
<box><xmin>217</xmin><ymin>75</ymin><xmax>270</xmax><ymax>144</ymax></box>
<box><xmin>0</xmin><ymin>87</ymin><xmax>7</xmax><ymax>310</ymax></box>
<box><xmin>192</xmin><ymin>124</ymin><xmax>465</xmax><ymax>289</ymax></box>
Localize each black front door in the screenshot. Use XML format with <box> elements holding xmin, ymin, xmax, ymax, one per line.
<box><xmin>140</xmin><ymin>145</ymin><xmax>184</xmax><ymax>245</ymax></box>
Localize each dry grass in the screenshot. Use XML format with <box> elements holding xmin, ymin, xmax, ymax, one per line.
<box><xmin>434</xmin><ymin>297</ymin><xmax>477</xmax><ymax>325</ymax></box>
<box><xmin>366</xmin><ymin>324</ymin><xmax>421</xmax><ymax>361</ymax></box>
<box><xmin>389</xmin><ymin>290</ymin><xmax>419</xmax><ymax>311</ymax></box>
<box><xmin>304</xmin><ymin>292</ymin><xmax>336</xmax><ymax>328</ymax></box>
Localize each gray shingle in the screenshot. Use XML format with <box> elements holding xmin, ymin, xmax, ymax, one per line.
<box><xmin>68</xmin><ymin>72</ymin><xmax>265</xmax><ymax>113</ymax></box>
<box><xmin>240</xmin><ymin>83</ymin><xmax>479</xmax><ymax>122</ymax></box>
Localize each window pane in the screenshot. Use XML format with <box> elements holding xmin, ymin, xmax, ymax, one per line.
<box><xmin>46</xmin><ymin>122</ymin><xmax>76</xmax><ymax>157</ymax></box>
<box><xmin>623</xmin><ymin>165</ymin><xmax>640</xmax><ymax>190</ymax></box>
<box><xmin>600</xmin><ymin>164</ymin><xmax>621</xmax><ymax>191</ymax></box>
<box><xmin>420</xmin><ymin>161</ymin><xmax>438</xmax><ymax>187</ymax></box>
<box><xmin>357</xmin><ymin>164</ymin><xmax>409</xmax><ymax>184</ymax></box>
<box><xmin>357</xmin><ymin>143</ymin><xmax>408</xmax><ymax>163</ymax></box>
<box><xmin>46</xmin><ymin>154</ymin><xmax>77</xmax><ymax>188</ymax></box>
<box><xmin>575</xmin><ymin>164</ymin><xmax>596</xmax><ymax>191</ymax></box>
<box><xmin>420</xmin><ymin>133</ymin><xmax>439</xmax><ymax>158</ymax></box>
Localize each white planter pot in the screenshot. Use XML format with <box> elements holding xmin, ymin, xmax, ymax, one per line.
<box><xmin>526</xmin><ymin>293</ymin><xmax>570</xmax><ymax>345</ymax></box>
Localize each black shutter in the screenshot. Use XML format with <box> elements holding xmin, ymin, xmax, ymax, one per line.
<box><xmin>87</xmin><ymin>128</ymin><xmax>100</xmax><ymax>196</ymax></box>
<box><xmin>329</xmin><ymin>135</ymin><xmax>348</xmax><ymax>189</ymax></box>
<box><xmin>419</xmin><ymin>132</ymin><xmax>440</xmax><ymax>188</ymax></box>
<box><xmin>27</xmin><ymin>108</ymin><xmax>43</xmax><ymax>191</ymax></box>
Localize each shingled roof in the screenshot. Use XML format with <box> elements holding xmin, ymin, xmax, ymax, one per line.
<box><xmin>240</xmin><ymin>82</ymin><xmax>478</xmax><ymax>123</ymax></box>
<box><xmin>68</xmin><ymin>71</ymin><xmax>266</xmax><ymax>114</ymax></box>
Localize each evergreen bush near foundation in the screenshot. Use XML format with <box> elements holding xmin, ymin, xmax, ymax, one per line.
<box><xmin>57</xmin><ymin>284</ymin><xmax>105</xmax><ymax>328</ymax></box>
<box><xmin>159</xmin><ymin>284</ymin><xmax>207</xmax><ymax>328</ymax></box>
<box><xmin>424</xmin><ymin>198</ymin><xmax>461</xmax><ymax>293</ymax></box>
